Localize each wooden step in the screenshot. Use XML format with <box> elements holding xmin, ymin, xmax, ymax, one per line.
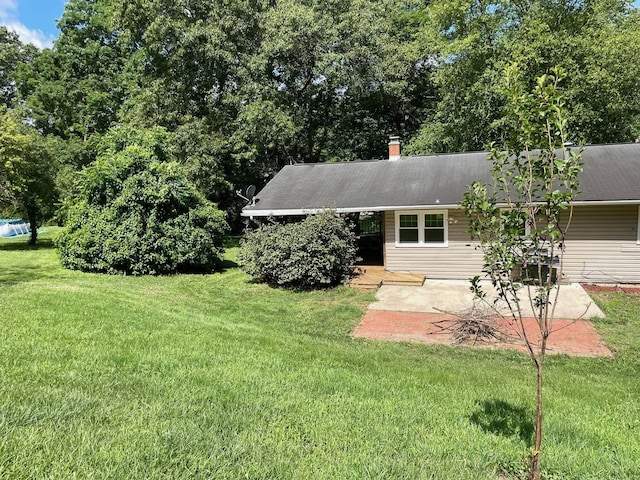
<box><xmin>349</xmin><ymin>265</ymin><xmax>425</xmax><ymax>289</ymax></box>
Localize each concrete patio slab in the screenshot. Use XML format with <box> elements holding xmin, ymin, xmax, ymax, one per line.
<box><xmin>368</xmin><ymin>280</ymin><xmax>604</xmax><ymax>320</ymax></box>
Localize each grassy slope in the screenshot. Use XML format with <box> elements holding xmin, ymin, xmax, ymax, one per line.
<box><xmin>0</xmin><ymin>231</ymin><xmax>638</xmax><ymax>479</ymax></box>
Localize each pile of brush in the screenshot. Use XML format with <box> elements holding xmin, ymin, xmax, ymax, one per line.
<box><xmin>433</xmin><ymin>302</ymin><xmax>510</xmax><ymax>346</ymax></box>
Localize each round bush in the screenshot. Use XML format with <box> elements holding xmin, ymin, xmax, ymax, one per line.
<box><xmin>57</xmin><ymin>127</ymin><xmax>228</xmax><ymax>275</ymax></box>
<box><xmin>238</xmin><ymin>212</ymin><xmax>358</xmax><ymax>289</ymax></box>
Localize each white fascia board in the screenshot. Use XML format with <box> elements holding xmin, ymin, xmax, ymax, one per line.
<box><xmin>492</xmin><ymin>200</ymin><xmax>640</xmax><ymax>208</ymax></box>
<box><xmin>241</xmin><ymin>204</ymin><xmax>461</xmax><ymax>217</ymax></box>
<box><xmin>241</xmin><ymin>199</ymin><xmax>640</xmax><ymax>217</ymax></box>
<box><xmin>570</xmin><ymin>200</ymin><xmax>640</xmax><ymax>206</ymax></box>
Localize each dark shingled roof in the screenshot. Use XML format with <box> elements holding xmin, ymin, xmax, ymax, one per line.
<box><xmin>243</xmin><ymin>143</ymin><xmax>640</xmax><ymax>216</ymax></box>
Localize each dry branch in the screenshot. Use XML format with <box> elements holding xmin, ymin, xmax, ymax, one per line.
<box><xmin>432</xmin><ymin>303</ymin><xmax>511</xmax><ymax>346</ymax></box>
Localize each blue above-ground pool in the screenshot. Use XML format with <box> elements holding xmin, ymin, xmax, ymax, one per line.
<box><xmin>0</xmin><ymin>219</ymin><xmax>31</xmax><ymax>238</ymax></box>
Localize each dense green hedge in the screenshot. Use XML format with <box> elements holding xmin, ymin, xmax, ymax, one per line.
<box><xmin>57</xmin><ymin>127</ymin><xmax>228</xmax><ymax>275</ymax></box>
<box><xmin>238</xmin><ymin>212</ymin><xmax>358</xmax><ymax>289</ymax></box>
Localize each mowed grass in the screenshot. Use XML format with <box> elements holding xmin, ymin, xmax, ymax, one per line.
<box><xmin>0</xmin><ymin>231</ymin><xmax>639</xmax><ymax>479</ymax></box>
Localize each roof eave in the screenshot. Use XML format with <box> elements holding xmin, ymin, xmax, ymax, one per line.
<box><xmin>241</xmin><ymin>199</ymin><xmax>640</xmax><ymax>217</ymax></box>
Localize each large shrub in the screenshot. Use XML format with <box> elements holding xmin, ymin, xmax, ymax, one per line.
<box><xmin>238</xmin><ymin>212</ymin><xmax>358</xmax><ymax>289</ymax></box>
<box><xmin>57</xmin><ymin>126</ymin><xmax>228</xmax><ymax>275</ymax></box>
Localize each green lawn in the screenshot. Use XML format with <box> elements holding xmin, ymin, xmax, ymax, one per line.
<box><xmin>1</xmin><ymin>231</ymin><xmax>639</xmax><ymax>479</ymax></box>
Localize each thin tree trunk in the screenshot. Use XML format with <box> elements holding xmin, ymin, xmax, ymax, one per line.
<box><xmin>27</xmin><ymin>208</ymin><xmax>38</xmax><ymax>245</ymax></box>
<box><xmin>529</xmin><ymin>356</ymin><xmax>544</xmax><ymax>480</ymax></box>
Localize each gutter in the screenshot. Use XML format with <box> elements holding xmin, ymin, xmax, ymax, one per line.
<box><xmin>241</xmin><ymin>199</ymin><xmax>640</xmax><ymax>217</ymax></box>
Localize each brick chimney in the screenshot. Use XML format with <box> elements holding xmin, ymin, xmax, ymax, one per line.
<box><xmin>388</xmin><ymin>136</ymin><xmax>401</xmax><ymax>161</ymax></box>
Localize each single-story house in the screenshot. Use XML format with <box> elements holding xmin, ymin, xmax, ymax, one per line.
<box><xmin>242</xmin><ymin>139</ymin><xmax>640</xmax><ymax>284</ymax></box>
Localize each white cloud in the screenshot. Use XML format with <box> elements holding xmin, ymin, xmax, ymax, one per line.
<box><xmin>0</xmin><ymin>0</ymin><xmax>17</xmax><ymax>15</ymax></box>
<box><xmin>0</xmin><ymin>0</ymin><xmax>55</xmax><ymax>49</ymax></box>
<box><xmin>3</xmin><ymin>21</ymin><xmax>54</xmax><ymax>49</ymax></box>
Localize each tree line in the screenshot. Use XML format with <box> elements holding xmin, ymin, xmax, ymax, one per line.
<box><xmin>1</xmin><ymin>0</ymin><xmax>639</xmax><ymax>239</ymax></box>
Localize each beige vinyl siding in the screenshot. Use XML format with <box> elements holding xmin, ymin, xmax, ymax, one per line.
<box><xmin>561</xmin><ymin>205</ymin><xmax>640</xmax><ymax>284</ymax></box>
<box><xmin>384</xmin><ymin>205</ymin><xmax>640</xmax><ymax>283</ymax></box>
<box><xmin>384</xmin><ymin>209</ymin><xmax>484</xmax><ymax>278</ymax></box>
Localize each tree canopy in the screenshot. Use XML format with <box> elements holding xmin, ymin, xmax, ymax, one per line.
<box><xmin>405</xmin><ymin>0</ymin><xmax>640</xmax><ymax>153</ymax></box>
<box><xmin>0</xmin><ymin>27</ymin><xmax>37</xmax><ymax>108</ymax></box>
<box><xmin>0</xmin><ymin>108</ymin><xmax>57</xmax><ymax>244</ymax></box>
<box><xmin>2</xmin><ymin>0</ymin><xmax>638</xmax><ymax>237</ymax></box>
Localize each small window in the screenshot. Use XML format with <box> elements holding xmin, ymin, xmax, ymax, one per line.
<box><xmin>395</xmin><ymin>210</ymin><xmax>448</xmax><ymax>247</ymax></box>
<box><xmin>424</xmin><ymin>213</ymin><xmax>445</xmax><ymax>243</ymax></box>
<box><xmin>399</xmin><ymin>214</ymin><xmax>419</xmax><ymax>243</ymax></box>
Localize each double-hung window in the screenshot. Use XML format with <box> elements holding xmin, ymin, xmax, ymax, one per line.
<box><xmin>396</xmin><ymin>211</ymin><xmax>448</xmax><ymax>247</ymax></box>
<box><xmin>398</xmin><ymin>214</ymin><xmax>419</xmax><ymax>243</ymax></box>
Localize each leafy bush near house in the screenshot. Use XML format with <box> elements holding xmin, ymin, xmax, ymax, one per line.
<box><xmin>57</xmin><ymin>126</ymin><xmax>228</xmax><ymax>275</ymax></box>
<box><xmin>238</xmin><ymin>212</ymin><xmax>358</xmax><ymax>289</ymax></box>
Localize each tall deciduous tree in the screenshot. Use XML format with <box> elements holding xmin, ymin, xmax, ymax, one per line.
<box><xmin>236</xmin><ymin>0</ymin><xmax>436</xmax><ymax>169</ymax></box>
<box><xmin>18</xmin><ymin>0</ymin><xmax>128</xmax><ymax>220</ymax></box>
<box><xmin>112</xmin><ymin>0</ymin><xmax>264</xmax><ymax>215</ymax></box>
<box><xmin>0</xmin><ymin>27</ymin><xmax>37</xmax><ymax>108</ymax></box>
<box><xmin>20</xmin><ymin>0</ymin><xmax>637</xmax><ymax>235</ymax></box>
<box><xmin>110</xmin><ymin>0</ymin><xmax>436</xmax><ymax>218</ymax></box>
<box><xmin>406</xmin><ymin>0</ymin><xmax>640</xmax><ymax>154</ymax></box>
<box><xmin>0</xmin><ymin>108</ymin><xmax>57</xmax><ymax>244</ymax></box>
<box><xmin>19</xmin><ymin>0</ymin><xmax>126</xmax><ymax>141</ymax></box>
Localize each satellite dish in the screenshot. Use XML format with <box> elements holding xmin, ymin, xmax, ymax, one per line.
<box><xmin>237</xmin><ymin>184</ymin><xmax>258</xmax><ymax>205</ymax></box>
<box><xmin>246</xmin><ymin>185</ymin><xmax>256</xmax><ymax>201</ymax></box>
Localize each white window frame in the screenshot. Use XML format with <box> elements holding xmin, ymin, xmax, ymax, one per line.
<box><xmin>395</xmin><ymin>210</ymin><xmax>448</xmax><ymax>247</ymax></box>
<box><xmin>637</xmin><ymin>205</ymin><xmax>640</xmax><ymax>245</ymax></box>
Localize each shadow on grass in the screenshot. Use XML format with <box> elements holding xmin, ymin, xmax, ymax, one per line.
<box><xmin>224</xmin><ymin>236</ymin><xmax>242</xmax><ymax>249</ymax></box>
<box><xmin>0</xmin><ymin>238</ymin><xmax>56</xmax><ymax>251</ymax></box>
<box><xmin>470</xmin><ymin>399</ymin><xmax>534</xmax><ymax>444</ymax></box>
<box><xmin>0</xmin><ymin>239</ymin><xmax>58</xmax><ymax>286</ymax></box>
<box><xmin>0</xmin><ymin>265</ymin><xmax>49</xmax><ymax>286</ymax></box>
<box><xmin>220</xmin><ymin>236</ymin><xmax>241</xmax><ymax>270</ymax></box>
<box><xmin>221</xmin><ymin>258</ymin><xmax>239</xmax><ymax>270</ymax></box>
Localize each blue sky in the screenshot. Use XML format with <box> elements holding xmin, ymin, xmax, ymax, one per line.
<box><xmin>0</xmin><ymin>0</ymin><xmax>66</xmax><ymax>49</ymax></box>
